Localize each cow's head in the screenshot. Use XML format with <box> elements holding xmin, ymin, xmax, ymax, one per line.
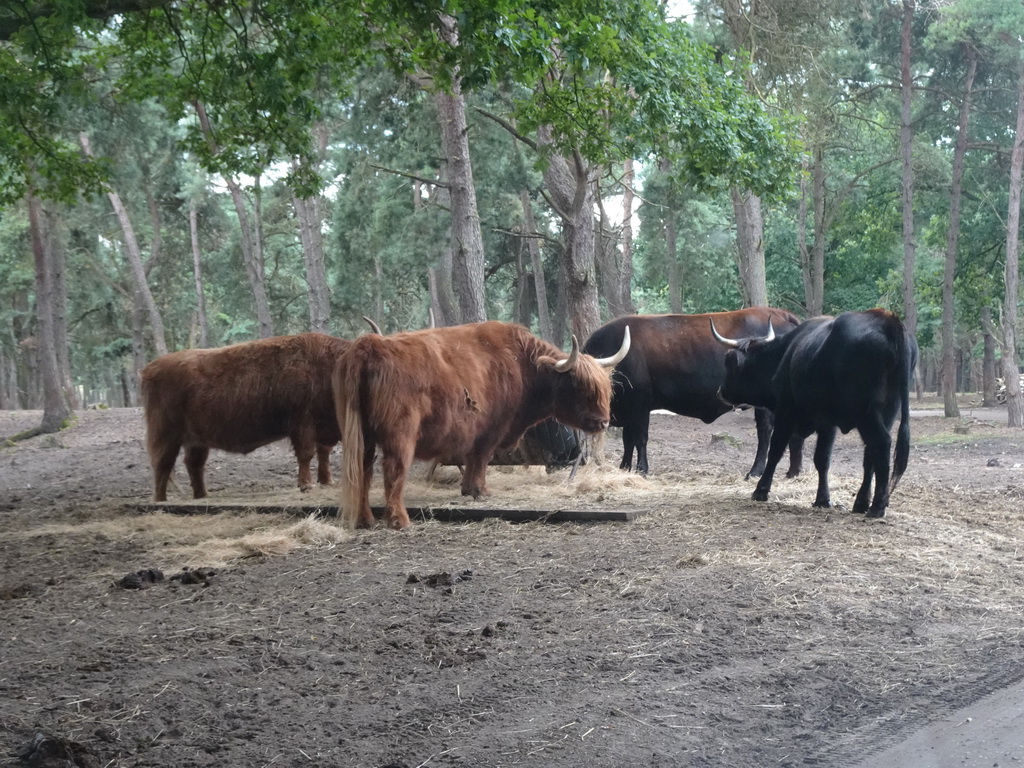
<box><xmin>541</xmin><ymin>327</ymin><xmax>631</xmax><ymax>433</ymax></box>
<box><xmin>710</xmin><ymin>320</ymin><xmax>778</xmax><ymax>410</ymax></box>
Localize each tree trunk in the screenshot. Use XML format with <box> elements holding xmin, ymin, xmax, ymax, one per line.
<box><xmin>539</xmin><ymin>129</ymin><xmax>601</xmax><ymax>344</ymax></box>
<box><xmin>618</xmin><ymin>158</ymin><xmax>636</xmax><ymax>316</ymax></box>
<box><xmin>731</xmin><ymin>188</ymin><xmax>768</xmax><ymax>307</ymax></box>
<box><xmin>292</xmin><ymin>185</ymin><xmax>331</xmax><ymax>333</ymax></box>
<box><xmin>797</xmin><ymin>157</ymin><xmax>813</xmax><ymax>316</ymax></box>
<box><xmin>941</xmin><ymin>45</ymin><xmax>976</xmax><ymax>419</ymax></box>
<box><xmin>1002</xmin><ymin>53</ymin><xmax>1024</xmax><ymax>428</ymax></box>
<box><xmin>900</xmin><ymin>0</ymin><xmax>918</xmax><ymax>345</ymax></box>
<box><xmin>596</xmin><ymin>160</ymin><xmax>636</xmax><ymax>319</ymax></box>
<box><xmin>79</xmin><ymin>133</ymin><xmax>168</xmax><ymax>358</ymax></box>
<box><xmin>42</xmin><ymin>201</ymin><xmax>76</xmax><ymax>408</ymax></box>
<box><xmin>434</xmin><ymin>14</ymin><xmax>487</xmax><ymax>324</ymax></box>
<box><xmin>26</xmin><ymin>192</ymin><xmax>71</xmax><ymax>433</ymax></box>
<box><xmin>520</xmin><ymin>189</ymin><xmax>553</xmax><ymax>340</ymax></box>
<box><xmin>666</xmin><ymin>213</ymin><xmax>682</xmax><ymax>313</ymax></box>
<box><xmin>981</xmin><ymin>306</ymin><xmax>997</xmax><ymax>407</ymax></box>
<box><xmin>189</xmin><ymin>201</ymin><xmax>210</xmax><ymax>347</ymax></box>
<box><xmin>194</xmin><ymin>101</ymin><xmax>274</xmax><ymax>338</ymax></box>
<box><xmin>809</xmin><ymin>145</ymin><xmax>827</xmax><ymax>316</ymax></box>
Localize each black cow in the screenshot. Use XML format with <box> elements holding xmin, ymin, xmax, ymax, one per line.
<box><xmin>582</xmin><ymin>309</ymin><xmax>804</xmax><ymax>478</ymax></box>
<box><xmin>713</xmin><ymin>308</ymin><xmax>918</xmax><ymax>518</ymax></box>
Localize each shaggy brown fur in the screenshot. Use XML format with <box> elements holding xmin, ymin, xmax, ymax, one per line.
<box><xmin>334</xmin><ymin>321</ymin><xmax>625</xmax><ymax>530</ymax></box>
<box><xmin>140</xmin><ymin>333</ymin><xmax>350</xmax><ymax>501</ymax></box>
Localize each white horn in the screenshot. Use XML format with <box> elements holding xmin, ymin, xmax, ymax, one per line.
<box><xmin>554</xmin><ymin>335</ymin><xmax>581</xmax><ymax>373</ymax></box>
<box><xmin>592</xmin><ymin>325</ymin><xmax>631</xmax><ymax>368</ymax></box>
<box><xmin>363</xmin><ymin>316</ymin><xmax>382</xmax><ymax>335</ymax></box>
<box><xmin>710</xmin><ymin>319</ymin><xmax>740</xmax><ymax>348</ymax></box>
<box><xmin>764</xmin><ymin>321</ymin><xmax>775</xmax><ymax>342</ymax></box>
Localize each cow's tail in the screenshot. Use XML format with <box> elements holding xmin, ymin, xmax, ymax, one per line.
<box><xmin>338</xmin><ymin>356</ymin><xmax>367</xmax><ymax>530</ymax></box>
<box><xmin>889</xmin><ymin>328</ymin><xmax>916</xmax><ymax>495</ymax></box>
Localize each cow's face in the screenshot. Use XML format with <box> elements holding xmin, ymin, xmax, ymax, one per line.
<box><xmin>718</xmin><ymin>340</ymin><xmax>776</xmax><ymax>410</ymax></box>
<box><xmin>548</xmin><ymin>356</ymin><xmax>614</xmax><ymax>433</ymax></box>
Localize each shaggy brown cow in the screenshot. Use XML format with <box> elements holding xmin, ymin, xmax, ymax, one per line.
<box><xmin>334</xmin><ymin>321</ymin><xmax>630</xmax><ymax>530</ymax></box>
<box><xmin>140</xmin><ymin>333</ymin><xmax>350</xmax><ymax>501</ymax></box>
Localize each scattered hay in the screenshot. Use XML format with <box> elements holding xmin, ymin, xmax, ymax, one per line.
<box><xmin>167</xmin><ymin>514</ymin><xmax>351</xmax><ymax>569</ymax></box>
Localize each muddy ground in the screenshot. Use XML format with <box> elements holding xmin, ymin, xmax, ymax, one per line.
<box><xmin>1</xmin><ymin>401</ymin><xmax>1023</xmax><ymax>768</ymax></box>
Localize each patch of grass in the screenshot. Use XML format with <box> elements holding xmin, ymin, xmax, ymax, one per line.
<box><xmin>913</xmin><ymin>432</ymin><xmax>980</xmax><ymax>446</ymax></box>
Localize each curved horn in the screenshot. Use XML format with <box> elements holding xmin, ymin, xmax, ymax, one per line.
<box><xmin>764</xmin><ymin>321</ymin><xmax>775</xmax><ymax>342</ymax></box>
<box><xmin>427</xmin><ymin>306</ymin><xmax>436</xmax><ymax>329</ymax></box>
<box><xmin>553</xmin><ymin>335</ymin><xmax>581</xmax><ymax>373</ymax></box>
<box><xmin>591</xmin><ymin>325</ymin><xmax>631</xmax><ymax>368</ymax></box>
<box><xmin>710</xmin><ymin>318</ymin><xmax>740</xmax><ymax>348</ymax></box>
<box><xmin>362</xmin><ymin>316</ymin><xmax>383</xmax><ymax>335</ymax></box>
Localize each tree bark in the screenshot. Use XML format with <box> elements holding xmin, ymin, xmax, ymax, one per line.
<box><xmin>42</xmin><ymin>201</ymin><xmax>76</xmax><ymax>407</ymax></box>
<box><xmin>981</xmin><ymin>306</ymin><xmax>998</xmax><ymax>407</ymax></box>
<box><xmin>434</xmin><ymin>14</ymin><xmax>487</xmax><ymax>324</ymax></box>
<box><xmin>189</xmin><ymin>201</ymin><xmax>210</xmax><ymax>347</ymax></box>
<box><xmin>809</xmin><ymin>145</ymin><xmax>827</xmax><ymax>316</ymax></box>
<box><xmin>520</xmin><ymin>188</ymin><xmax>553</xmax><ymax>340</ymax></box>
<box><xmin>618</xmin><ymin>158</ymin><xmax>636</xmax><ymax>316</ymax></box>
<box><xmin>941</xmin><ymin>45</ymin><xmax>976</xmax><ymax>419</ymax></box>
<box><xmin>194</xmin><ymin>101</ymin><xmax>274</xmax><ymax>338</ymax></box>
<box><xmin>1002</xmin><ymin>53</ymin><xmax>1024</xmax><ymax>428</ymax></box>
<box><xmin>797</xmin><ymin>157</ymin><xmax>812</xmax><ymax>315</ymax></box>
<box><xmin>26</xmin><ymin>192</ymin><xmax>71</xmax><ymax>433</ymax></box>
<box><xmin>79</xmin><ymin>133</ymin><xmax>168</xmax><ymax>358</ymax></box>
<box><xmin>900</xmin><ymin>0</ymin><xmax>918</xmax><ymax>343</ymax></box>
<box><xmin>596</xmin><ymin>160</ymin><xmax>636</xmax><ymax>319</ymax></box>
<box><xmin>666</xmin><ymin>212</ymin><xmax>682</xmax><ymax>314</ymax></box>
<box><xmin>291</xmin><ymin>180</ymin><xmax>331</xmax><ymax>333</ymax></box>
<box><xmin>539</xmin><ymin>128</ymin><xmax>602</xmax><ymax>344</ymax></box>
<box><xmin>731</xmin><ymin>188</ymin><xmax>768</xmax><ymax>307</ymax></box>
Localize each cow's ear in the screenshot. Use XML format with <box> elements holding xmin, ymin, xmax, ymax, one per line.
<box><xmin>536</xmin><ymin>354</ymin><xmax>559</xmax><ymax>371</ymax></box>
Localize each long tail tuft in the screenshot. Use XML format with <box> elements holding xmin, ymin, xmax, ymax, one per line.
<box><xmin>889</xmin><ymin>326</ymin><xmax>917</xmax><ymax>494</ymax></box>
<box><xmin>338</xmin><ymin>360</ymin><xmax>366</xmax><ymax>530</ymax></box>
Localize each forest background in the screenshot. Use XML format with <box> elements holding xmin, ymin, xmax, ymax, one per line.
<box><xmin>2</xmin><ymin>0</ymin><xmax>1024</xmax><ymax>434</ymax></box>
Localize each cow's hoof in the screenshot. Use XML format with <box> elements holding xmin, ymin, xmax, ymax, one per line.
<box><xmin>812</xmin><ymin>499</ymin><xmax>832</xmax><ymax>509</ymax></box>
<box><xmin>751</xmin><ymin>489</ymin><xmax>770</xmax><ymax>502</ymax></box>
<box><xmin>865</xmin><ymin>509</ymin><xmax>886</xmax><ymax>520</ymax></box>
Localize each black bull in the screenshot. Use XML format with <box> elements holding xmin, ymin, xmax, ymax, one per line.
<box><xmin>714</xmin><ymin>308</ymin><xmax>918</xmax><ymax>518</ymax></box>
<box><xmin>582</xmin><ymin>309</ymin><xmax>805</xmax><ymax>478</ymax></box>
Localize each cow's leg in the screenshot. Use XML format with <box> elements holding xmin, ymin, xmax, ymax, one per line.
<box><xmin>183</xmin><ymin>445</ymin><xmax>210</xmax><ymax>499</ymax></box>
<box><xmin>619</xmin><ymin>424</ymin><xmax>637</xmax><ymax>471</ymax></box>
<box><xmin>289</xmin><ymin>430</ymin><xmax>316</xmax><ymax>491</ymax></box>
<box><xmin>748</xmin><ymin>408</ymin><xmax>773</xmax><ymax>479</ymax></box>
<box><xmin>623</xmin><ymin>411</ymin><xmax>652</xmax><ymax>475</ymax></box>
<box><xmin>149</xmin><ymin>441</ymin><xmax>181</xmax><ymax>502</ymax></box>
<box><xmin>857</xmin><ymin>416</ymin><xmax>893</xmax><ymax>518</ymax></box>
<box><xmin>785</xmin><ymin>435</ymin><xmax>805</xmax><ymax>478</ymax></box>
<box><xmin>751</xmin><ymin>409</ymin><xmax>804</xmax><ymax>480</ymax></box>
<box><xmin>353</xmin><ymin>441</ymin><xmax>376</xmax><ymax>528</ymax></box>
<box><xmin>751</xmin><ymin>421</ymin><xmax>794</xmax><ymax>501</ymax></box>
<box><xmin>851</xmin><ymin>449</ymin><xmax>874</xmax><ymax>516</ymax></box>
<box><xmin>380</xmin><ymin>443</ymin><xmax>413</xmax><ymax>530</ymax></box>
<box><xmin>316</xmin><ymin>443</ymin><xmax>333</xmax><ymax>485</ymax></box>
<box><xmin>462</xmin><ymin>438</ymin><xmax>497</xmax><ymax>498</ymax></box>
<box><xmin>811</xmin><ymin>427</ymin><xmax>837</xmax><ymax>508</ymax></box>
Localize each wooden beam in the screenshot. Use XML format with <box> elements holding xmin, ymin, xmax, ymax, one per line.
<box><xmin>133</xmin><ymin>502</ymin><xmax>647</xmax><ymax>524</ymax></box>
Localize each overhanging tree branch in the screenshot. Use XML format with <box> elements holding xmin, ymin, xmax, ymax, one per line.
<box><xmin>0</xmin><ymin>0</ymin><xmax>171</xmax><ymax>40</ymax></box>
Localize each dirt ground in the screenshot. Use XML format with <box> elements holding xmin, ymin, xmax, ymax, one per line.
<box><xmin>1</xmin><ymin>400</ymin><xmax>1023</xmax><ymax>768</ymax></box>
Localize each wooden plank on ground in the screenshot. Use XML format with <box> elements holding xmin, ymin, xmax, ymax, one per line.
<box><xmin>133</xmin><ymin>502</ymin><xmax>647</xmax><ymax>524</ymax></box>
